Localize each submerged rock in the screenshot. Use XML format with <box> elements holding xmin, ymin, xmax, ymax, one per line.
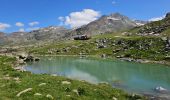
<box><xmin>155</xmin><ymin>86</ymin><xmax>167</xmax><ymax>93</ymax></box>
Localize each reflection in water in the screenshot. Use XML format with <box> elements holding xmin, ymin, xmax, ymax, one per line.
<box><xmin>25</xmin><ymin>56</ymin><xmax>170</xmax><ymax>95</ymax></box>
<box><xmin>66</xmin><ymin>69</ymin><xmax>99</xmax><ymax>84</ymax></box>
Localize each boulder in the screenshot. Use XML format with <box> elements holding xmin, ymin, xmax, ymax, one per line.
<box><xmin>98</xmin><ymin>44</ymin><xmax>107</xmax><ymax>48</ymax></box>
<box><xmin>34</xmin><ymin>93</ymin><xmax>42</xmax><ymax>96</ymax></box>
<box><xmin>35</xmin><ymin>57</ymin><xmax>40</xmax><ymax>61</ymax></box>
<box><xmin>46</xmin><ymin>94</ymin><xmax>54</xmax><ymax>99</ymax></box>
<box><xmin>62</xmin><ymin>81</ymin><xmax>71</xmax><ymax>85</ymax></box>
<box><xmin>24</xmin><ymin>55</ymin><xmax>34</xmax><ymax>62</ymax></box>
<box><xmin>39</xmin><ymin>83</ymin><xmax>46</xmax><ymax>86</ymax></box>
<box><xmin>101</xmin><ymin>54</ymin><xmax>106</xmax><ymax>59</ymax></box>
<box><xmin>16</xmin><ymin>88</ymin><xmax>32</xmax><ymax>97</ymax></box>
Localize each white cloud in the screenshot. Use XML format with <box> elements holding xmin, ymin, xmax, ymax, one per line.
<box><xmin>29</xmin><ymin>21</ymin><xmax>39</xmax><ymax>26</ymax></box>
<box><xmin>18</xmin><ymin>28</ymin><xmax>25</xmax><ymax>32</ymax></box>
<box><xmin>16</xmin><ymin>22</ymin><xmax>24</xmax><ymax>27</ymax></box>
<box><xmin>0</xmin><ymin>23</ymin><xmax>11</xmax><ymax>31</ymax></box>
<box><xmin>149</xmin><ymin>15</ymin><xmax>165</xmax><ymax>21</ymax></box>
<box><xmin>58</xmin><ymin>17</ymin><xmax>64</xmax><ymax>21</ymax></box>
<box><xmin>59</xmin><ymin>9</ymin><xmax>100</xmax><ymax>28</ymax></box>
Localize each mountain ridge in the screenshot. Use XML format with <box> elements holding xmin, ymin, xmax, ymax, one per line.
<box><xmin>0</xmin><ymin>13</ymin><xmax>147</xmax><ymax>45</ymax></box>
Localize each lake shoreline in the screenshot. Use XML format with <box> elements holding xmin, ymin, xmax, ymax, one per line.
<box><xmin>33</xmin><ymin>54</ymin><xmax>170</xmax><ymax>66</ymax></box>
<box><xmin>22</xmin><ymin>55</ymin><xmax>170</xmax><ymax>99</ymax></box>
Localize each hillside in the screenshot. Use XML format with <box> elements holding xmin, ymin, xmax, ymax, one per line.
<box><xmin>127</xmin><ymin>12</ymin><xmax>170</xmax><ymax>36</ymax></box>
<box><xmin>5</xmin><ymin>26</ymin><xmax>70</xmax><ymax>45</ymax></box>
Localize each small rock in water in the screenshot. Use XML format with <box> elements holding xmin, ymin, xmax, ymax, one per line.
<box><xmin>46</xmin><ymin>94</ymin><xmax>54</xmax><ymax>99</ymax></box>
<box><xmin>62</xmin><ymin>81</ymin><xmax>71</xmax><ymax>85</ymax></box>
<box><xmin>39</xmin><ymin>83</ymin><xmax>46</xmax><ymax>86</ymax></box>
<box><xmin>101</xmin><ymin>54</ymin><xmax>106</xmax><ymax>59</ymax></box>
<box><xmin>155</xmin><ymin>86</ymin><xmax>167</xmax><ymax>92</ymax></box>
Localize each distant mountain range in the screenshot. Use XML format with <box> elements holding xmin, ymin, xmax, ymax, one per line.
<box><xmin>0</xmin><ymin>12</ymin><xmax>164</xmax><ymax>45</ymax></box>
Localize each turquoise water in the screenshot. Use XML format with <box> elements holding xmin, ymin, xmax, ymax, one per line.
<box><xmin>24</xmin><ymin>56</ymin><xmax>170</xmax><ymax>95</ymax></box>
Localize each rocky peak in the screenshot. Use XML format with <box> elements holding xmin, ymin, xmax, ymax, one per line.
<box><xmin>69</xmin><ymin>13</ymin><xmax>138</xmax><ymax>36</ymax></box>
<box><xmin>134</xmin><ymin>20</ymin><xmax>148</xmax><ymax>26</ymax></box>
<box><xmin>110</xmin><ymin>13</ymin><xmax>124</xmax><ymax>17</ymax></box>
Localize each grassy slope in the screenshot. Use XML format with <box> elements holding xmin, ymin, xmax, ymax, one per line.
<box><xmin>27</xmin><ymin>34</ymin><xmax>170</xmax><ymax>62</ymax></box>
<box><xmin>0</xmin><ymin>56</ymin><xmax>144</xmax><ymax>100</ymax></box>
<box><xmin>128</xmin><ymin>16</ymin><xmax>170</xmax><ymax>36</ymax></box>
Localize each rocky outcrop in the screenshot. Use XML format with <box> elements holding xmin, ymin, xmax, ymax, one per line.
<box><xmin>18</xmin><ymin>54</ymin><xmax>40</xmax><ymax>62</ymax></box>
<box><xmin>134</xmin><ymin>12</ymin><xmax>170</xmax><ymax>36</ymax></box>
<box><xmin>166</xmin><ymin>12</ymin><xmax>170</xmax><ymax>18</ymax></box>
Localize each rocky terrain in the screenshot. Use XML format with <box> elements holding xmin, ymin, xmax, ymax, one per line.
<box><xmin>25</xmin><ymin>26</ymin><xmax>70</xmax><ymax>41</ymax></box>
<box><xmin>0</xmin><ymin>32</ymin><xmax>8</xmax><ymax>45</ymax></box>
<box><xmin>128</xmin><ymin>12</ymin><xmax>170</xmax><ymax>36</ymax></box>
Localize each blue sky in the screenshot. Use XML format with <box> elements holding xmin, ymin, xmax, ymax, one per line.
<box><xmin>0</xmin><ymin>0</ymin><xmax>170</xmax><ymax>33</ymax></box>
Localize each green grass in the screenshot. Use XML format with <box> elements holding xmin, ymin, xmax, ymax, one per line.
<box><xmin>0</xmin><ymin>56</ymin><xmax>145</xmax><ymax>100</ymax></box>
<box><xmin>161</xmin><ymin>26</ymin><xmax>170</xmax><ymax>36</ymax></box>
<box><xmin>27</xmin><ymin>34</ymin><xmax>170</xmax><ymax>62</ymax></box>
